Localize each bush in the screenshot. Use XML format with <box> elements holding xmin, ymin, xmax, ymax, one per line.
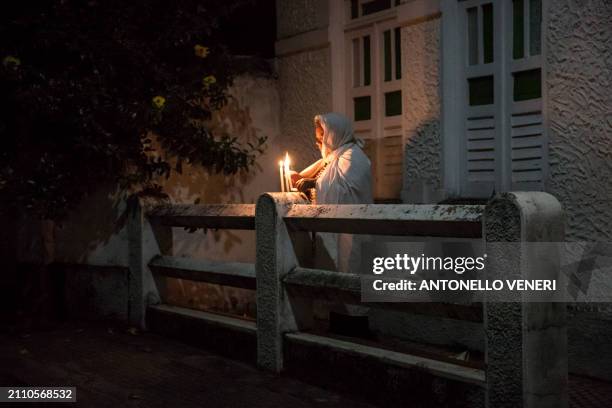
<box><xmin>0</xmin><ymin>0</ymin><xmax>266</xmax><ymax>219</ymax></box>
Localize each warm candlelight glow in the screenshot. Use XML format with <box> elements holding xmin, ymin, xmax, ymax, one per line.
<box><xmin>279</xmin><ymin>152</ymin><xmax>295</xmax><ymax>192</ymax></box>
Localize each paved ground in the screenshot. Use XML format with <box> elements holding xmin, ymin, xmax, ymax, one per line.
<box><xmin>0</xmin><ymin>324</ymin><xmax>374</xmax><ymax>408</ymax></box>
<box><xmin>570</xmin><ymin>374</ymin><xmax>612</xmax><ymax>408</ymax></box>
<box><xmin>1</xmin><ymin>323</ymin><xmax>611</xmax><ymax>408</ymax></box>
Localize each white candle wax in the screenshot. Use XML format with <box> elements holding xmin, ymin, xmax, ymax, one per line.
<box><xmin>284</xmin><ymin>152</ymin><xmax>292</xmax><ymax>192</ymax></box>
<box><xmin>279</xmin><ymin>161</ymin><xmax>285</xmax><ymax>192</ymax></box>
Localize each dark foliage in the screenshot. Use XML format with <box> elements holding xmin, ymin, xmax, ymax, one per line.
<box><xmin>0</xmin><ymin>0</ymin><xmax>267</xmax><ymax>219</ymax></box>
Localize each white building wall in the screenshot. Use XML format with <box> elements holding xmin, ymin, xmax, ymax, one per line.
<box><xmin>277</xmin><ymin>48</ymin><xmax>333</xmax><ymax>169</ymax></box>
<box><xmin>276</xmin><ymin>0</ymin><xmax>332</xmax><ymax>170</ymax></box>
<box><xmin>546</xmin><ymin>0</ymin><xmax>612</xmax><ymax>380</ymax></box>
<box><xmin>401</xmin><ymin>17</ymin><xmax>444</xmax><ymax>203</ymax></box>
<box><xmin>276</xmin><ymin>0</ymin><xmax>329</xmax><ymax>39</ymax></box>
<box><xmin>545</xmin><ymin>0</ymin><xmax>612</xmax><ymax>242</ymax></box>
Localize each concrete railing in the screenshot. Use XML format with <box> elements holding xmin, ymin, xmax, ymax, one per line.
<box><xmin>128</xmin><ymin>191</ymin><xmax>567</xmax><ymax>408</ymax></box>
<box><xmin>127</xmin><ymin>198</ymin><xmax>257</xmax><ymax>329</ymax></box>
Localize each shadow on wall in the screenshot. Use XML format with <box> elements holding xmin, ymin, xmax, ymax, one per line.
<box><xmin>402</xmin><ymin>119</ymin><xmax>442</xmax><ymax>204</ymax></box>
<box><xmin>9</xmin><ymin>75</ymin><xmax>280</xmax><ymax>323</ymax></box>
<box><xmin>152</xmin><ymin>75</ymin><xmax>280</xmax><ymax>320</ymax></box>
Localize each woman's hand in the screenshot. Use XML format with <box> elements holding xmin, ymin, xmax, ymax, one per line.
<box><xmin>295</xmin><ymin>178</ymin><xmax>316</xmax><ymax>193</ymax></box>
<box><xmin>289</xmin><ymin>170</ymin><xmax>301</xmax><ymax>185</ymax></box>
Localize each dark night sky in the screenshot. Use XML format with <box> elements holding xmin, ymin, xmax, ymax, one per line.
<box><xmin>218</xmin><ymin>0</ymin><xmax>276</xmax><ymax>58</ymax></box>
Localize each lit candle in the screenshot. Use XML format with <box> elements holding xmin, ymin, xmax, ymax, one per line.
<box><xmin>284</xmin><ymin>152</ymin><xmax>293</xmax><ymax>192</ymax></box>
<box><xmin>279</xmin><ymin>160</ymin><xmax>285</xmax><ymax>192</ymax></box>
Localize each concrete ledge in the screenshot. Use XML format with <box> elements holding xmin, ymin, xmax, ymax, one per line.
<box><xmin>147</xmin><ymin>304</ymin><xmax>257</xmax><ymax>364</ymax></box>
<box><xmin>287</xmin><ymin>332</ymin><xmax>485</xmax><ymax>385</ymax></box>
<box><xmin>284</xmin><ymin>332</ymin><xmax>485</xmax><ymax>407</ymax></box>
<box><xmin>397</xmin><ymin>0</ymin><xmax>441</xmax><ymax>25</ymax></box>
<box><xmin>284</xmin><ymin>267</ymin><xmax>361</xmax><ymax>294</ymax></box>
<box><xmin>275</xmin><ymin>28</ymin><xmax>329</xmax><ymax>57</ymax></box>
<box><xmin>147</xmin><ymin>204</ymin><xmax>255</xmax><ymax>230</ymax></box>
<box><xmin>149</xmin><ymin>255</ymin><xmax>256</xmax><ymax>290</ymax></box>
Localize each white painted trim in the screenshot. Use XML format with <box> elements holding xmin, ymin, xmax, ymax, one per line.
<box><xmin>345</xmin><ymin>8</ymin><xmax>397</xmax><ymax>31</ymax></box>
<box><xmin>275</xmin><ymin>28</ymin><xmax>329</xmax><ymax>57</ymax></box>
<box><xmin>441</xmin><ymin>0</ymin><xmax>463</xmax><ymax>197</ymax></box>
<box><xmin>396</xmin><ymin>0</ymin><xmax>441</xmax><ymax>24</ymax></box>
<box><xmin>345</xmin><ymin>1</ymin><xmax>443</xmax><ymax>30</ymax></box>
<box><xmin>498</xmin><ymin>0</ymin><xmax>512</xmax><ymax>193</ymax></box>
<box><xmin>540</xmin><ymin>0</ymin><xmax>550</xmax><ymax>190</ymax></box>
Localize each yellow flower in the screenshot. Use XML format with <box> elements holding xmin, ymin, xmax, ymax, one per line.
<box><xmin>3</xmin><ymin>55</ymin><xmax>21</xmax><ymax>68</ymax></box>
<box><xmin>152</xmin><ymin>95</ymin><xmax>166</xmax><ymax>109</ymax></box>
<box><xmin>194</xmin><ymin>44</ymin><xmax>210</xmax><ymax>58</ymax></box>
<box><xmin>202</xmin><ymin>75</ymin><xmax>217</xmax><ymax>87</ymax></box>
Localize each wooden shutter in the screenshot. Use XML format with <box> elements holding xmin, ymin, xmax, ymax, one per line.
<box><xmin>510</xmin><ymin>100</ymin><xmax>544</xmax><ymax>189</ymax></box>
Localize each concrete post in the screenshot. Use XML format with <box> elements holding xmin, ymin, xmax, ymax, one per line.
<box><xmin>483</xmin><ymin>192</ymin><xmax>567</xmax><ymax>408</ymax></box>
<box><xmin>255</xmin><ymin>192</ymin><xmax>310</xmax><ymax>372</ymax></box>
<box><xmin>127</xmin><ymin>195</ymin><xmax>170</xmax><ymax>329</ymax></box>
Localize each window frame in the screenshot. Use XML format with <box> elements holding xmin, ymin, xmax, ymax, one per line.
<box><xmin>441</xmin><ymin>0</ymin><xmax>548</xmax><ymax>198</ymax></box>
<box><xmin>345</xmin><ymin>8</ymin><xmax>405</xmax><ymax>200</ymax></box>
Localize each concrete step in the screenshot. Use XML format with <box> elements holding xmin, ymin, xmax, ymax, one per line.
<box><xmin>147</xmin><ymin>304</ymin><xmax>257</xmax><ymax>364</ymax></box>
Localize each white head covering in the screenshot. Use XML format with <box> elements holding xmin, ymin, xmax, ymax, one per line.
<box><xmin>312</xmin><ymin>112</ymin><xmax>372</xmax><ymax>206</ymax></box>
<box><xmin>314</xmin><ymin>113</ymin><xmax>364</xmax><ymax>160</ymax></box>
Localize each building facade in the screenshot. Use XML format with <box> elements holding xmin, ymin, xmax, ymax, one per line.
<box><xmin>276</xmin><ymin>0</ymin><xmax>611</xmax><ymax>240</ymax></box>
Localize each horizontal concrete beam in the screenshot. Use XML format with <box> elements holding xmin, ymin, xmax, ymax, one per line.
<box><xmin>147</xmin><ymin>204</ymin><xmax>255</xmax><ymax>230</ymax></box>
<box><xmin>149</xmin><ymin>255</ymin><xmax>256</xmax><ymax>290</ymax></box>
<box><xmin>285</xmin><ymin>267</ymin><xmax>482</xmax><ymax>322</ymax></box>
<box><xmin>284</xmin><ymin>204</ymin><xmax>484</xmax><ymax>237</ymax></box>
<box><xmin>285</xmin><ymin>332</ymin><xmax>486</xmax><ymax>386</ymax></box>
<box><xmin>284</xmin><ymin>267</ymin><xmax>361</xmax><ymax>294</ymax></box>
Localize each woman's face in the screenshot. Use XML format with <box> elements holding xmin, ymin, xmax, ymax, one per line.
<box><xmin>315</xmin><ymin>124</ymin><xmax>324</xmax><ymax>151</ymax></box>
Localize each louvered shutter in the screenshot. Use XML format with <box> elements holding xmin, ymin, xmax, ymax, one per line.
<box><xmin>510</xmin><ymin>100</ymin><xmax>544</xmax><ymax>189</ymax></box>
<box><xmin>465</xmin><ymin>107</ymin><xmax>497</xmax><ymax>196</ymax></box>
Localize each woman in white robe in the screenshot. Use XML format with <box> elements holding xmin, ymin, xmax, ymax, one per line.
<box><xmin>294</xmin><ymin>113</ymin><xmax>373</xmax><ymax>331</ymax></box>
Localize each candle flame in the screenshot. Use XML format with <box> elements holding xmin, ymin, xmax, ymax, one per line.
<box><xmin>284</xmin><ymin>152</ymin><xmax>290</xmax><ymax>167</ymax></box>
